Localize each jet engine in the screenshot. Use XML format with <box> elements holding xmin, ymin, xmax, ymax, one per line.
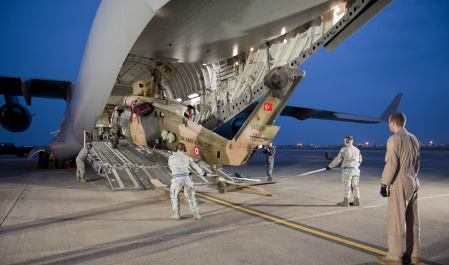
<box><xmin>0</xmin><ymin>101</ymin><xmax>32</xmax><ymax>132</ymax></box>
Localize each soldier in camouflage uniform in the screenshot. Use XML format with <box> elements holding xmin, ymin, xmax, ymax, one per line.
<box><xmin>76</xmin><ymin>143</ymin><xmax>92</xmax><ymax>182</ymax></box>
<box><xmin>326</xmin><ymin>136</ymin><xmax>362</xmax><ymax>206</ymax></box>
<box><xmin>168</xmin><ymin>143</ymin><xmax>205</xmax><ymax>220</ymax></box>
<box><xmin>263</xmin><ymin>142</ymin><xmax>276</xmax><ymax>181</ymax></box>
<box><xmin>151</xmin><ymin>62</ymin><xmax>164</xmax><ymax>99</ymax></box>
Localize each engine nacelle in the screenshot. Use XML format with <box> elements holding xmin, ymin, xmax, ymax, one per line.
<box><xmin>0</xmin><ymin>103</ymin><xmax>32</xmax><ymax>132</ymax></box>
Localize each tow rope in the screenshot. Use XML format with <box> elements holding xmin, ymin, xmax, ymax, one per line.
<box><xmin>275</xmin><ymin>167</ymin><xmax>339</xmax><ymax>182</ymax></box>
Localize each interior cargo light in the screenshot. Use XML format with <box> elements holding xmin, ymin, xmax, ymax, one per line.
<box><xmin>188</xmin><ymin>93</ymin><xmax>199</xmax><ymax>99</ymax></box>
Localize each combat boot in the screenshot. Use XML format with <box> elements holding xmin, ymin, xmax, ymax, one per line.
<box><xmin>193</xmin><ymin>211</ymin><xmax>201</xmax><ymax>220</ymax></box>
<box><xmin>171</xmin><ymin>210</ymin><xmax>180</xmax><ymax>220</ymax></box>
<box><xmin>353</xmin><ymin>197</ymin><xmax>361</xmax><ymax>206</ymax></box>
<box><xmin>80</xmin><ymin>177</ymin><xmax>86</xmax><ymax>183</ymax></box>
<box><xmin>337</xmin><ymin>197</ymin><xmax>349</xmax><ymax>207</ymax></box>
<box><xmin>76</xmin><ymin>176</ymin><xmax>80</xmax><ymax>182</ymax></box>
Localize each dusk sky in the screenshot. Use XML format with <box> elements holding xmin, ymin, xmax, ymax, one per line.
<box><xmin>1</xmin><ymin>0</ymin><xmax>448</xmax><ymax>147</ymax></box>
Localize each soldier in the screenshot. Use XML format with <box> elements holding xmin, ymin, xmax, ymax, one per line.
<box><xmin>326</xmin><ymin>136</ymin><xmax>362</xmax><ymax>207</ymax></box>
<box><xmin>168</xmin><ymin>142</ymin><xmax>205</xmax><ymax>220</ymax></box>
<box><xmin>102</xmin><ymin>130</ymin><xmax>110</xmax><ymax>141</ymax></box>
<box><xmin>76</xmin><ymin>142</ymin><xmax>92</xmax><ymax>182</ymax></box>
<box><xmin>376</xmin><ymin>113</ymin><xmax>421</xmax><ymax>265</ymax></box>
<box><xmin>262</xmin><ymin>142</ymin><xmax>276</xmax><ymax>181</ymax></box>
<box><xmin>151</xmin><ymin>62</ymin><xmax>164</xmax><ymax>99</ymax></box>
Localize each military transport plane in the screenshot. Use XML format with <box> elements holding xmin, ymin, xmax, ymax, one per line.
<box><xmin>0</xmin><ymin>0</ymin><xmax>396</xmax><ymax>190</ymax></box>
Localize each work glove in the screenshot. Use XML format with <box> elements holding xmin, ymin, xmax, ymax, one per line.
<box><xmin>380</xmin><ymin>184</ymin><xmax>389</xmax><ymax>197</ymax></box>
<box><xmin>325</xmin><ymin>166</ymin><xmax>331</xmax><ymax>170</ymax></box>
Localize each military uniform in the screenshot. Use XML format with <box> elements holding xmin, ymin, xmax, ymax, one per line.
<box><xmin>263</xmin><ymin>146</ymin><xmax>276</xmax><ymax>181</ymax></box>
<box><xmin>76</xmin><ymin>146</ymin><xmax>90</xmax><ymax>182</ymax></box>
<box><xmin>328</xmin><ymin>143</ymin><xmax>362</xmax><ymax>205</ymax></box>
<box><xmin>168</xmin><ymin>152</ymin><xmax>204</xmax><ymax>218</ymax></box>
<box><xmin>151</xmin><ymin>67</ymin><xmax>164</xmax><ymax>98</ymax></box>
<box><xmin>381</xmin><ymin>128</ymin><xmax>420</xmax><ymax>262</ymax></box>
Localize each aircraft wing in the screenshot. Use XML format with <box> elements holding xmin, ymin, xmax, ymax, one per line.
<box><xmin>0</xmin><ymin>76</ymin><xmax>71</xmax><ymax>104</ymax></box>
<box><xmin>0</xmin><ymin>76</ymin><xmax>71</xmax><ymax>132</ymax></box>
<box><xmin>282</xmin><ymin>93</ymin><xmax>403</xmax><ymax>124</ymax></box>
<box><xmin>214</xmin><ymin>93</ymin><xmax>403</xmax><ymax>139</ymax></box>
<box><xmin>282</xmin><ymin>106</ymin><xmax>387</xmax><ymax>124</ymax></box>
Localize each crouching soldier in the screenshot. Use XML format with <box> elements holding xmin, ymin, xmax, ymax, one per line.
<box><xmin>76</xmin><ymin>142</ymin><xmax>92</xmax><ymax>182</ymax></box>
<box><xmin>168</xmin><ymin>143</ymin><xmax>206</xmax><ymax>220</ymax></box>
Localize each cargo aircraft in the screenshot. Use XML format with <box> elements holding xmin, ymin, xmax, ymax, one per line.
<box><xmin>0</xmin><ymin>0</ymin><xmax>397</xmax><ymax>191</ymax></box>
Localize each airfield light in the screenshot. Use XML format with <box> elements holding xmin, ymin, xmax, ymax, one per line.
<box><xmin>366</xmin><ymin>142</ymin><xmax>369</xmax><ymax>146</ymax></box>
<box><xmin>430</xmin><ymin>141</ymin><xmax>433</xmax><ymax>145</ymax></box>
<box><xmin>188</xmin><ymin>93</ymin><xmax>199</xmax><ymax>99</ymax></box>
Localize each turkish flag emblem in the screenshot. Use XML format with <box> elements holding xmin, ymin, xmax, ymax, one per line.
<box><xmin>263</xmin><ymin>103</ymin><xmax>273</xmax><ymax>111</ymax></box>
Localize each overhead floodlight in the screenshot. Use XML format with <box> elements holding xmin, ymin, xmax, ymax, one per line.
<box><xmin>250</xmin><ymin>47</ymin><xmax>254</xmax><ymax>51</ymax></box>
<box><xmin>233</xmin><ymin>45</ymin><xmax>238</xmax><ymax>57</ymax></box>
<box><xmin>176</xmin><ymin>98</ymin><xmax>182</xmax><ymax>102</ymax></box>
<box><xmin>188</xmin><ymin>93</ymin><xmax>199</xmax><ymax>99</ymax></box>
<box><xmin>235</xmin><ymin>62</ymin><xmax>239</xmax><ymax>65</ymax></box>
<box><xmin>284</xmin><ymin>39</ymin><xmax>287</xmax><ymax>43</ymax></box>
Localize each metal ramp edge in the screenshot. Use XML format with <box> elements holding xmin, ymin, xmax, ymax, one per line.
<box><xmin>88</xmin><ymin>140</ymin><xmax>236</xmax><ymax>191</ymax></box>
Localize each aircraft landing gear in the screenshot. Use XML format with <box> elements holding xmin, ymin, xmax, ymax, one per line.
<box><xmin>38</xmin><ymin>151</ymin><xmax>49</xmax><ymax>169</ymax></box>
<box><xmin>216</xmin><ymin>178</ymin><xmax>227</xmax><ymax>193</ymax></box>
<box><xmin>210</xmin><ymin>164</ymin><xmax>226</xmax><ymax>193</ymax></box>
<box><xmin>55</xmin><ymin>159</ymin><xmax>65</xmax><ymax>169</ymax></box>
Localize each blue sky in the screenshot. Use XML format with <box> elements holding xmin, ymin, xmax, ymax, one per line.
<box><xmin>1</xmin><ymin>0</ymin><xmax>448</xmax><ymax>146</ymax></box>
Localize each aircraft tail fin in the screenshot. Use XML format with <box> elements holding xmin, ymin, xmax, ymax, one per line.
<box><xmin>379</xmin><ymin>93</ymin><xmax>403</xmax><ymax>121</ymax></box>
<box><xmin>227</xmin><ymin>66</ymin><xmax>305</xmax><ymax>166</ymax></box>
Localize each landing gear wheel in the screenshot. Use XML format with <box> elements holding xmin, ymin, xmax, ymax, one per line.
<box><xmin>217</xmin><ymin>181</ymin><xmax>227</xmax><ymax>193</ymax></box>
<box><xmin>38</xmin><ymin>151</ymin><xmax>49</xmax><ymax>169</ymax></box>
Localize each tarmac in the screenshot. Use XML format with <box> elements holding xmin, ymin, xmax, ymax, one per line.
<box><xmin>0</xmin><ymin>149</ymin><xmax>448</xmax><ymax>265</ymax></box>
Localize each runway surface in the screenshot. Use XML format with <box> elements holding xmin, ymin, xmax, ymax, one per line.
<box><xmin>0</xmin><ymin>149</ymin><xmax>448</xmax><ymax>265</ymax></box>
